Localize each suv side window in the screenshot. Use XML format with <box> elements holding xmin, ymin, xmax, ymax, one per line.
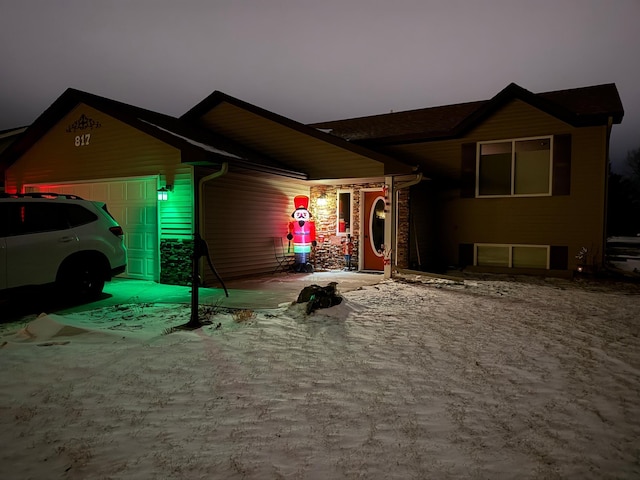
<box><xmin>7</xmin><ymin>202</ymin><xmax>68</xmax><ymax>236</ymax></box>
<box><xmin>64</xmin><ymin>204</ymin><xmax>98</xmax><ymax>227</ymax></box>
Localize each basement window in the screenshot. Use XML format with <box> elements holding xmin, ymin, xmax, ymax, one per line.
<box><xmin>475</xmin><ymin>244</ymin><xmax>550</xmax><ymax>269</ymax></box>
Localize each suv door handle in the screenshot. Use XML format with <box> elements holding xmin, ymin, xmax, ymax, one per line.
<box><xmin>59</xmin><ymin>236</ymin><xmax>76</xmax><ymax>243</ymax></box>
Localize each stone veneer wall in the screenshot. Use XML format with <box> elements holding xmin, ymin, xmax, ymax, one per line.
<box><xmin>308</xmin><ymin>182</ymin><xmax>410</xmax><ymax>271</ymax></box>
<box><xmin>160</xmin><ymin>239</ymin><xmax>193</xmax><ymax>285</ymax></box>
<box><xmin>396</xmin><ymin>189</ymin><xmax>410</xmax><ymax>269</ymax></box>
<box><xmin>310</xmin><ymin>184</ymin><xmax>361</xmax><ymax>271</ymax></box>
<box><xmin>309</xmin><ymin>183</ymin><xmax>411</xmax><ymax>271</ymax></box>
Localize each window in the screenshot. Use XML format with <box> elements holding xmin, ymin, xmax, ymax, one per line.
<box><xmin>476</xmin><ymin>245</ymin><xmax>510</xmax><ymax>267</ymax></box>
<box><xmin>7</xmin><ymin>203</ymin><xmax>68</xmax><ymax>236</ymax></box>
<box><xmin>478</xmin><ymin>137</ymin><xmax>551</xmax><ymax>197</ymax></box>
<box><xmin>475</xmin><ymin>244</ymin><xmax>549</xmax><ymax>269</ymax></box>
<box><xmin>336</xmin><ymin>190</ymin><xmax>352</xmax><ymax>235</ymax></box>
<box><xmin>64</xmin><ymin>204</ymin><xmax>98</xmax><ymax>227</ymax></box>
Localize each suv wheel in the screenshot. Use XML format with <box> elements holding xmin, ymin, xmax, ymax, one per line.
<box><xmin>57</xmin><ymin>257</ymin><xmax>106</xmax><ymax>301</ymax></box>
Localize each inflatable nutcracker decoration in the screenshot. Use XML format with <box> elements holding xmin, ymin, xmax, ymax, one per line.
<box><xmin>287</xmin><ymin>195</ymin><xmax>317</xmax><ymax>272</ymax></box>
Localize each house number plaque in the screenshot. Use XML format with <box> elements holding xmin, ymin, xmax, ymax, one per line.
<box><xmin>74</xmin><ymin>134</ymin><xmax>91</xmax><ymax>147</ymax></box>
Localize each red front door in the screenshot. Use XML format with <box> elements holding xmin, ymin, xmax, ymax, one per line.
<box><xmin>362</xmin><ymin>190</ymin><xmax>385</xmax><ymax>271</ymax></box>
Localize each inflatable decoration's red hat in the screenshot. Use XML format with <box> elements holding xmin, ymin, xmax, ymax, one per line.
<box><xmin>294</xmin><ymin>195</ymin><xmax>309</xmax><ymax>210</ymax></box>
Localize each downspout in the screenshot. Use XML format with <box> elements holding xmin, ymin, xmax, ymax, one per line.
<box><xmin>384</xmin><ymin>172</ymin><xmax>423</xmax><ymax>279</ymax></box>
<box><xmin>189</xmin><ymin>162</ymin><xmax>229</xmax><ymax>327</ymax></box>
<box><xmin>602</xmin><ymin>116</ymin><xmax>614</xmax><ymax>270</ymax></box>
<box><xmin>199</xmin><ymin>163</ymin><xmax>229</xmax><ymax>236</ymax></box>
<box><xmin>395</xmin><ymin>172</ymin><xmax>424</xmax><ymax>191</ymax></box>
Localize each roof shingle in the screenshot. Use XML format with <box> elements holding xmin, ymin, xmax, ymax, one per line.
<box><xmin>311</xmin><ymin>83</ymin><xmax>624</xmax><ymax>146</ymax></box>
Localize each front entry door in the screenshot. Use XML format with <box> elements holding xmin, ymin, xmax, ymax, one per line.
<box><xmin>362</xmin><ymin>190</ymin><xmax>385</xmax><ymax>271</ymax></box>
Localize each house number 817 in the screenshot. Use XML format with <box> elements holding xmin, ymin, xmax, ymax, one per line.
<box><xmin>74</xmin><ymin>134</ymin><xmax>91</xmax><ymax>147</ymax></box>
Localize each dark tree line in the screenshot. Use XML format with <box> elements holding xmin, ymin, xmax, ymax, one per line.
<box><xmin>608</xmin><ymin>147</ymin><xmax>640</xmax><ymax>236</ymax></box>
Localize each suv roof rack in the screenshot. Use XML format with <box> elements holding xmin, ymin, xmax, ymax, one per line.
<box><xmin>0</xmin><ymin>192</ymin><xmax>85</xmax><ymax>200</ymax></box>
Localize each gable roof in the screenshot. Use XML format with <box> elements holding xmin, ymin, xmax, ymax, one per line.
<box><xmin>182</xmin><ymin>91</ymin><xmax>415</xmax><ymax>179</ymax></box>
<box><xmin>0</xmin><ymin>89</ymin><xmax>307</xmax><ymax>179</ymax></box>
<box><xmin>0</xmin><ymin>126</ymin><xmax>28</xmax><ymax>140</ymax></box>
<box><xmin>311</xmin><ymin>83</ymin><xmax>624</xmax><ymax>146</ymax></box>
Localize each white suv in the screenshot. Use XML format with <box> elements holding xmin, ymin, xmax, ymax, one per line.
<box><xmin>0</xmin><ymin>193</ymin><xmax>127</xmax><ymax>300</ymax></box>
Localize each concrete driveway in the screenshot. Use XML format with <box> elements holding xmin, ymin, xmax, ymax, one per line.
<box><xmin>54</xmin><ymin>270</ymin><xmax>385</xmax><ymax>315</ymax></box>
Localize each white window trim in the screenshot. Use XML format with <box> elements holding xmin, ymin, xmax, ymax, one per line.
<box><xmin>474</xmin><ymin>243</ymin><xmax>550</xmax><ymax>269</ymax></box>
<box><xmin>336</xmin><ymin>188</ymin><xmax>353</xmax><ymax>236</ymax></box>
<box><xmin>476</xmin><ymin>135</ymin><xmax>554</xmax><ymax>198</ymax></box>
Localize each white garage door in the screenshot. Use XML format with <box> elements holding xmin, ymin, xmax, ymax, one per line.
<box><xmin>27</xmin><ymin>178</ymin><xmax>158</xmax><ymax>281</ymax></box>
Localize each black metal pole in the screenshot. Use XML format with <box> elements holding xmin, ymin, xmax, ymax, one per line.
<box><xmin>189</xmin><ymin>232</ymin><xmax>200</xmax><ymax>326</ymax></box>
<box><xmin>188</xmin><ymin>179</ymin><xmax>201</xmax><ymax>327</ymax></box>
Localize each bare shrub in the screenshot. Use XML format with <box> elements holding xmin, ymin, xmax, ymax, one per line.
<box><xmin>199</xmin><ymin>299</ymin><xmax>223</xmax><ymax>321</ymax></box>
<box><xmin>233</xmin><ymin>309</ymin><xmax>255</xmax><ymax>323</ymax></box>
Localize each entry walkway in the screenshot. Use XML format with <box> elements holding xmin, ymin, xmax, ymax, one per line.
<box><xmin>56</xmin><ymin>271</ymin><xmax>385</xmax><ymax>315</ymax></box>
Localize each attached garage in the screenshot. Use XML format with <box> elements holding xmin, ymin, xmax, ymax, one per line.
<box><xmin>0</xmin><ymin>89</ymin><xmax>209</xmax><ymax>285</ymax></box>
<box><xmin>25</xmin><ymin>177</ymin><xmax>159</xmax><ymax>280</ymax></box>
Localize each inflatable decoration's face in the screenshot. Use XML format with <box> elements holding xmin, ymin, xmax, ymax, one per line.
<box><xmin>294</xmin><ymin>209</ymin><xmax>310</xmax><ymax>222</ymax></box>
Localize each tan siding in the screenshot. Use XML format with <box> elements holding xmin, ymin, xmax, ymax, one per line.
<box><xmin>389</xmin><ymin>100</ymin><xmax>609</xmax><ymax>271</ymax></box>
<box><xmin>197</xmin><ymin>104</ymin><xmax>386</xmax><ymax>179</ymax></box>
<box><xmin>201</xmin><ymin>169</ymin><xmax>309</xmax><ymax>281</ymax></box>
<box><xmin>468</xmin><ymin>99</ymin><xmax>571</xmax><ymax>140</ymax></box>
<box><xmin>5</xmin><ymin>104</ymin><xmax>183</xmax><ymax>190</ymax></box>
<box><xmin>158</xmin><ymin>166</ymin><xmax>194</xmax><ymax>239</ymax></box>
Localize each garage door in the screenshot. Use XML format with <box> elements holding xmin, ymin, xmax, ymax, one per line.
<box><xmin>26</xmin><ymin>178</ymin><xmax>158</xmax><ymax>281</ymax></box>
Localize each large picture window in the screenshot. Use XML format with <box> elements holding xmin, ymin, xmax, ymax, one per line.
<box><xmin>478</xmin><ymin>137</ymin><xmax>551</xmax><ymax>197</ymax></box>
<box><xmin>475</xmin><ymin>244</ymin><xmax>549</xmax><ymax>269</ymax></box>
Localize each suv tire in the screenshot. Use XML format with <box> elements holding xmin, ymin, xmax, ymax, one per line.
<box><xmin>57</xmin><ymin>255</ymin><xmax>107</xmax><ymax>301</ymax></box>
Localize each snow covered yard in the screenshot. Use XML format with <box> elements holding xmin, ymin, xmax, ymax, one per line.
<box><xmin>1</xmin><ymin>275</ymin><xmax>639</xmax><ymax>479</ymax></box>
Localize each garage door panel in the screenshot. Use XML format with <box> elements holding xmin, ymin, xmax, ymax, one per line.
<box><xmin>126</xmin><ymin>206</ymin><xmax>145</xmax><ymax>226</ymax></box>
<box><xmin>91</xmin><ymin>183</ymin><xmax>109</xmax><ymax>199</ymax></box>
<box><xmin>145</xmin><ymin>258</ymin><xmax>157</xmax><ymax>278</ymax></box>
<box><xmin>127</xmin><ymin>258</ymin><xmax>146</xmax><ymax>277</ymax></box>
<box><xmin>145</xmin><ymin>206</ymin><xmax>157</xmax><ymax>225</ymax></box>
<box><xmin>127</xmin><ymin>232</ymin><xmax>144</xmax><ymax>250</ymax></box>
<box><xmin>109</xmin><ymin>183</ymin><xmax>126</xmax><ymax>202</ymax></box>
<box><xmin>145</xmin><ymin>232</ymin><xmax>156</xmax><ymax>250</ymax></box>
<box><xmin>126</xmin><ymin>181</ymin><xmax>148</xmax><ymax>201</ymax></box>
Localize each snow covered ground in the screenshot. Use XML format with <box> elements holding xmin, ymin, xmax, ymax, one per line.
<box><xmin>1</xmin><ymin>274</ymin><xmax>639</xmax><ymax>479</ymax></box>
<box><xmin>608</xmin><ymin>236</ymin><xmax>640</xmax><ymax>274</ymax></box>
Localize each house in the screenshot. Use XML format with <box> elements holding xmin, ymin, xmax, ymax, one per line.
<box><xmin>0</xmin><ymin>89</ymin><xmax>411</xmax><ymax>286</ymax></box>
<box><xmin>313</xmin><ymin>82</ymin><xmax>624</xmax><ymax>275</ymax></box>
<box><xmin>0</xmin><ymin>82</ymin><xmax>624</xmax><ymax>285</ymax></box>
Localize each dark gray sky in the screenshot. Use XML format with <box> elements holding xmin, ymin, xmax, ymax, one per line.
<box><xmin>1</xmin><ymin>0</ymin><xmax>638</xmax><ymax>171</ymax></box>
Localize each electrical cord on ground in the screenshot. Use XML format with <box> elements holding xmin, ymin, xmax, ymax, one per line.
<box><xmin>199</xmin><ymin>238</ymin><xmax>229</xmax><ymax>297</ymax></box>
